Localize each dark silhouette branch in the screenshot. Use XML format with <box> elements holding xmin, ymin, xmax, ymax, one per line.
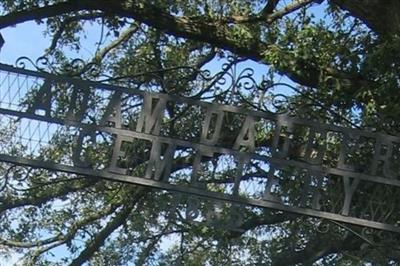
<box><xmin>331</xmin><ymin>0</ymin><xmax>400</xmax><ymax>35</ymax></box>
<box><xmin>46</xmin><ymin>12</ymin><xmax>104</xmax><ymax>53</ymax></box>
<box><xmin>93</xmin><ymin>23</ymin><xmax>140</xmax><ymax>63</ymax></box>
<box><xmin>69</xmin><ymin>190</ymin><xmax>145</xmax><ymax>266</ymax></box>
<box><xmin>271</xmin><ymin>234</ymin><xmax>360</xmax><ymax>265</ymax></box>
<box><xmin>0</xmin><ymin>177</ymin><xmax>97</xmax><ymax>213</ymax></box>
<box><xmin>0</xmin><ymin>0</ymin><xmax>374</xmax><ymax>89</ymax></box>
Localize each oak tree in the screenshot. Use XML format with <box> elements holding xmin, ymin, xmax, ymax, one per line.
<box><xmin>0</xmin><ymin>0</ymin><xmax>400</xmax><ymax>265</ymax></box>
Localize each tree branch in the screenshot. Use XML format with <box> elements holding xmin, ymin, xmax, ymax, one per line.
<box><xmin>46</xmin><ymin>12</ymin><xmax>104</xmax><ymax>53</ymax></box>
<box><xmin>261</xmin><ymin>0</ymin><xmax>280</xmax><ymax>15</ymax></box>
<box><xmin>0</xmin><ymin>1</ymin><xmax>266</xmax><ymax>60</ymax></box>
<box><xmin>225</xmin><ymin>211</ymin><xmax>295</xmax><ymax>238</ymax></box>
<box><xmin>69</xmin><ymin>190</ymin><xmax>144</xmax><ymax>266</ymax></box>
<box><xmin>266</xmin><ymin>0</ymin><xmax>316</xmax><ymax>23</ymax></box>
<box><xmin>0</xmin><ymin>177</ymin><xmax>97</xmax><ymax>213</ymax></box>
<box><xmin>219</xmin><ymin>0</ymin><xmax>318</xmax><ymax>24</ymax></box>
<box><xmin>331</xmin><ymin>0</ymin><xmax>400</xmax><ymax>35</ymax></box>
<box><xmin>135</xmin><ymin>225</ymin><xmax>177</xmax><ymax>265</ymax></box>
<box><xmin>0</xmin><ymin>1</ymin><xmax>94</xmax><ymax>28</ymax></box>
<box><xmin>93</xmin><ymin>24</ymin><xmax>140</xmax><ymax>63</ymax></box>
<box><xmin>271</xmin><ymin>234</ymin><xmax>361</xmax><ymax>265</ymax></box>
<box><xmin>1</xmin><ymin>201</ymin><xmax>120</xmax><ymax>252</ymax></box>
<box><xmin>0</xmin><ymin>1</ymin><xmax>373</xmax><ymax>92</ymax></box>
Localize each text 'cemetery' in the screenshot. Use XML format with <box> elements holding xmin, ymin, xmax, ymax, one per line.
<box><xmin>0</xmin><ymin>63</ymin><xmax>399</xmax><ymax>232</ymax></box>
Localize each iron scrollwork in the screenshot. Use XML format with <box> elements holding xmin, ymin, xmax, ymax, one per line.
<box><xmin>14</xmin><ymin>55</ymin><xmax>299</xmax><ymax>114</ymax></box>
<box><xmin>15</xmin><ymin>56</ymin><xmax>102</xmax><ymax>79</ymax></box>
<box><xmin>2</xmin><ymin>55</ymin><xmax>400</xmax><ymax>235</ymax></box>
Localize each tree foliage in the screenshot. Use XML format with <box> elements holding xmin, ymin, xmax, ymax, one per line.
<box><xmin>0</xmin><ymin>0</ymin><xmax>400</xmax><ymax>265</ymax></box>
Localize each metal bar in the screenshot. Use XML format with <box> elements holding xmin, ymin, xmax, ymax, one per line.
<box><xmin>0</xmin><ymin>153</ymin><xmax>398</xmax><ymax>233</ymax></box>
<box><xmin>1</xmin><ymin>63</ymin><xmax>399</xmax><ymax>142</ymax></box>
<box><xmin>1</xmin><ymin>63</ymin><xmax>400</xmax><ymax>234</ymax></box>
<box><xmin>1</xmin><ymin>107</ymin><xmax>400</xmax><ymax>187</ymax></box>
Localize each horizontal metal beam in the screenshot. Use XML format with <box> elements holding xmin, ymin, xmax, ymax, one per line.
<box><xmin>1</xmin><ymin>107</ymin><xmax>400</xmax><ymax>187</ymax></box>
<box><xmin>1</xmin><ymin>62</ymin><xmax>400</xmax><ymax>234</ymax></box>
<box><xmin>0</xmin><ymin>153</ymin><xmax>399</xmax><ymax>233</ymax></box>
<box><xmin>1</xmin><ymin>63</ymin><xmax>399</xmax><ymax>142</ymax></box>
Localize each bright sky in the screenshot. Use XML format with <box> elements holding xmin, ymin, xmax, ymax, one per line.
<box><xmin>1</xmin><ymin>22</ymin><xmax>48</xmax><ymax>64</ymax></box>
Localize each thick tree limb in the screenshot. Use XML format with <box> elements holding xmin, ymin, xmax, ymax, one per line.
<box><xmin>261</xmin><ymin>0</ymin><xmax>280</xmax><ymax>15</ymax></box>
<box><xmin>46</xmin><ymin>12</ymin><xmax>104</xmax><ymax>53</ymax></box>
<box><xmin>0</xmin><ymin>177</ymin><xmax>97</xmax><ymax>213</ymax></box>
<box><xmin>69</xmin><ymin>190</ymin><xmax>144</xmax><ymax>266</ymax></box>
<box><xmin>0</xmin><ymin>1</ymin><xmax>89</xmax><ymax>28</ymax></box>
<box><xmin>226</xmin><ymin>211</ymin><xmax>295</xmax><ymax>238</ymax></box>
<box><xmin>135</xmin><ymin>225</ymin><xmax>175</xmax><ymax>265</ymax></box>
<box><xmin>0</xmin><ymin>0</ymin><xmax>373</xmax><ymax>89</ymax></box>
<box><xmin>266</xmin><ymin>0</ymin><xmax>316</xmax><ymax>23</ymax></box>
<box><xmin>271</xmin><ymin>235</ymin><xmax>361</xmax><ymax>265</ymax></box>
<box><xmin>0</xmin><ymin>202</ymin><xmax>119</xmax><ymax>255</ymax></box>
<box><xmin>93</xmin><ymin>24</ymin><xmax>140</xmax><ymax>62</ymax></box>
<box><xmin>331</xmin><ymin>0</ymin><xmax>400</xmax><ymax>35</ymax></box>
<box><xmin>0</xmin><ymin>237</ymin><xmax>60</xmax><ymax>248</ymax></box>
<box><xmin>219</xmin><ymin>0</ymin><xmax>316</xmax><ymax>23</ymax></box>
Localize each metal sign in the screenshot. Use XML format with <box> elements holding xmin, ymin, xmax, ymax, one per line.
<box><xmin>0</xmin><ymin>61</ymin><xmax>400</xmax><ymax>233</ymax></box>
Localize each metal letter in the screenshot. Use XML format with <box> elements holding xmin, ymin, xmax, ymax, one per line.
<box><xmin>337</xmin><ymin>132</ymin><xmax>358</xmax><ymax>171</ymax></box>
<box><xmin>145</xmin><ymin>140</ymin><xmax>176</xmax><ymax>181</ymax></box>
<box><xmin>300</xmin><ymin>170</ymin><xmax>323</xmax><ymax>210</ymax></box>
<box><xmin>304</xmin><ymin>128</ymin><xmax>326</xmax><ymax>165</ymax></box>
<box><xmin>200</xmin><ymin>107</ymin><xmax>224</xmax><ymax>145</ymax></box>
<box><xmin>72</xmin><ymin>128</ymin><xmax>96</xmax><ymax>167</ymax></box>
<box><xmin>263</xmin><ymin>165</ymin><xmax>282</xmax><ymax>203</ymax></box>
<box><xmin>233</xmin><ymin>115</ymin><xmax>256</xmax><ymax>153</ymax></box>
<box><xmin>100</xmin><ymin>91</ymin><xmax>123</xmax><ymax>128</ymax></box>
<box><xmin>27</xmin><ymin>79</ymin><xmax>52</xmax><ymax>117</ymax></box>
<box><xmin>191</xmin><ymin>148</ymin><xmax>214</xmax><ymax>188</ymax></box>
<box><xmin>371</xmin><ymin>137</ymin><xmax>396</xmax><ymax>178</ymax></box>
<box><xmin>232</xmin><ymin>154</ymin><xmax>249</xmax><ymax>196</ymax></box>
<box><xmin>341</xmin><ymin>176</ymin><xmax>360</xmax><ymax>216</ymax></box>
<box><xmin>108</xmin><ymin>133</ymin><xmax>133</xmax><ymax>174</ymax></box>
<box><xmin>66</xmin><ymin>85</ymin><xmax>90</xmax><ymax>122</ymax></box>
<box><xmin>136</xmin><ymin>94</ymin><xmax>167</xmax><ymax>134</ymax></box>
<box><xmin>272</xmin><ymin>115</ymin><xmax>294</xmax><ymax>158</ymax></box>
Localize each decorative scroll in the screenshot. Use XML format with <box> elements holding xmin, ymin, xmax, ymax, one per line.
<box><xmin>15</xmin><ymin>56</ymin><xmax>102</xmax><ymax>78</ymax></box>
<box><xmin>1</xmin><ymin>61</ymin><xmax>400</xmax><ymax>234</ymax></box>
